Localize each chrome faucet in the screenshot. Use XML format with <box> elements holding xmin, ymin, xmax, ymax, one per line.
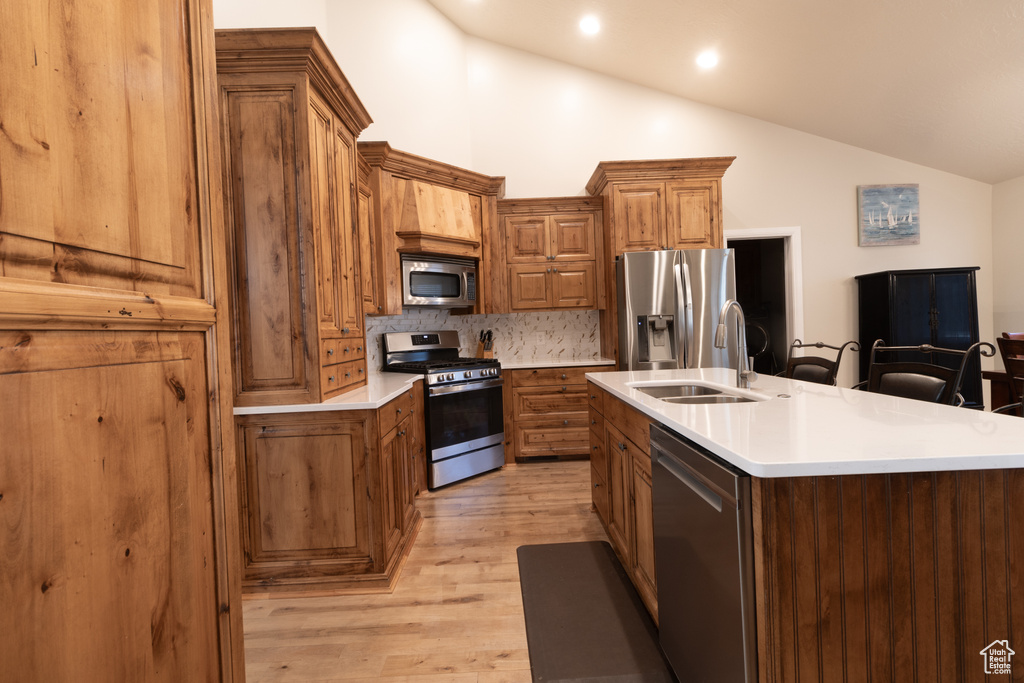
<box><xmin>714</xmin><ymin>299</ymin><xmax>758</xmax><ymax>389</ymax></box>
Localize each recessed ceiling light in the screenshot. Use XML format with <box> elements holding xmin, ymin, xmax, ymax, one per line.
<box><xmin>696</xmin><ymin>50</ymin><xmax>719</xmax><ymax>69</ymax></box>
<box><xmin>579</xmin><ymin>15</ymin><xmax>600</xmax><ymax>36</ymax></box>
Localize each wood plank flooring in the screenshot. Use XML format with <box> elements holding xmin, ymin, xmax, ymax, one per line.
<box><xmin>242</xmin><ymin>461</ymin><xmax>609</xmax><ymax>682</ymax></box>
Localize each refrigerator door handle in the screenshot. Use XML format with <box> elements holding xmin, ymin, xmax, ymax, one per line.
<box><xmin>674</xmin><ymin>261</ymin><xmax>694</xmax><ymax>368</ymax></box>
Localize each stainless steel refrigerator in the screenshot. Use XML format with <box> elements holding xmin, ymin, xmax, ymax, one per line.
<box><xmin>617</xmin><ymin>249</ymin><xmax>738</xmax><ymax>371</ymax></box>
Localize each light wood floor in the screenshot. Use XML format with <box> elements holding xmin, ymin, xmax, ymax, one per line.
<box><xmin>242</xmin><ymin>461</ymin><xmax>609</xmax><ymax>682</ymax></box>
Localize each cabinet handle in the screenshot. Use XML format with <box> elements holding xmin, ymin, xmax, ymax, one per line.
<box><xmin>561</xmin><ymin>386</ymin><xmax>567</xmax><ymax>392</ymax></box>
<box><xmin>345</xmin><ymin>372</ymin><xmax>351</xmax><ymax>378</ymax></box>
<box><xmin>343</xmin><ymin>346</ymin><xmax>350</xmax><ymax>353</ymax></box>
<box><xmin>618</xmin><ymin>442</ymin><xmax>626</xmax><ymax>451</ymax></box>
<box><xmin>377</xmin><ymin>305</ymin><xmax>382</xmax><ymax>311</ymax></box>
<box><xmin>342</xmin><ymin>327</ymin><xmax>350</xmax><ymax>334</ymax></box>
<box><xmin>358</xmin><ymin>368</ymin><xmax>364</xmax><ymax>374</ymax></box>
<box><xmin>547</xmin><ymin>268</ymin><xmax>551</xmax><ymax>273</ymax></box>
<box><xmin>590</xmin><ymin>394</ymin><xmax>596</xmax><ymax>399</ymax></box>
<box><xmin>561</xmin><ymin>373</ymin><xmax>567</xmax><ymax>379</ymax></box>
<box><xmin>563</xmin><ymin>419</ymin><xmax>568</xmax><ymax>425</ymax></box>
<box><xmin>328</xmin><ymin>375</ymin><xmax>335</xmax><ymax>382</ymax></box>
<box><xmin>357</xmin><ymin>346</ymin><xmax>363</xmax><ymax>352</ymax></box>
<box><xmin>397</xmin><ymin>408</ymin><xmax>402</xmax><ymax>415</ymax></box>
<box><xmin>327</xmin><ymin>348</ymin><xmax>334</xmax><ymax>356</ymax></box>
<box><xmin>591</xmin><ymin>419</ymin><xmax>596</xmax><ymax>425</ymax></box>
<box><xmin>593</xmin><ymin>445</ymin><xmax>598</xmax><ymax>450</ymax></box>
<box><xmin>553</xmin><ymin>268</ymin><xmax>558</xmax><ymax>273</ymax></box>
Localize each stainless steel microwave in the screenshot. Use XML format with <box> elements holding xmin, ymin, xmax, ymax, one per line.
<box><xmin>401</xmin><ymin>255</ymin><xmax>477</xmax><ymax>308</ymax></box>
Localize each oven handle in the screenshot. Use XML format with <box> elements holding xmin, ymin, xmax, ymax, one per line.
<box><xmin>428</xmin><ymin>376</ymin><xmax>504</xmax><ymax>396</ymax></box>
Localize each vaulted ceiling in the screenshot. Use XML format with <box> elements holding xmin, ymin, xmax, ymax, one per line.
<box><xmin>426</xmin><ymin>0</ymin><xmax>1024</xmax><ymax>184</ymax></box>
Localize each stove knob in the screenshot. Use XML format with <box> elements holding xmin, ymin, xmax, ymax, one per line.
<box><xmin>464</xmin><ymin>371</ymin><xmax>472</xmax><ymax>379</ymax></box>
<box><xmin>446</xmin><ymin>373</ymin><xmax>454</xmax><ymax>381</ymax></box>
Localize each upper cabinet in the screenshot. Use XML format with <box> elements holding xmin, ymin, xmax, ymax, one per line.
<box><xmin>586</xmin><ymin>157</ymin><xmax>735</xmax><ymax>254</ymax></box>
<box><xmin>586</xmin><ymin>157</ymin><xmax>735</xmax><ymax>367</ymax></box>
<box><xmin>216</xmin><ymin>28</ymin><xmax>372</xmax><ymax>406</ymax></box>
<box><xmin>358</xmin><ymin>142</ymin><xmax>505</xmax><ymax>316</ymax></box>
<box><xmin>494</xmin><ymin>197</ymin><xmax>605</xmax><ymax>313</ymax></box>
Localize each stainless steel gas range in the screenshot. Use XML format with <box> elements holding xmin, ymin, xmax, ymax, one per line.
<box><xmin>381</xmin><ymin>331</ymin><xmax>504</xmax><ymax>489</ymax></box>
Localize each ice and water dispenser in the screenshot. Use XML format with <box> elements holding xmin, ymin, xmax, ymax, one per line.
<box><xmin>637</xmin><ymin>314</ymin><xmax>677</xmax><ymax>363</ymax></box>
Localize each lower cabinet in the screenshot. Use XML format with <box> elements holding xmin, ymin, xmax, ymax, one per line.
<box><xmin>588</xmin><ymin>381</ymin><xmax>658</xmax><ymax>621</ymax></box>
<box><xmin>235</xmin><ymin>388</ymin><xmax>422</xmax><ymax>593</ymax></box>
<box><xmin>509</xmin><ymin>365</ymin><xmax>609</xmax><ymax>461</ymax></box>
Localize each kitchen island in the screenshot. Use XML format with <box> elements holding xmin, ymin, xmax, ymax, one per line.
<box><xmin>587</xmin><ymin>368</ymin><xmax>1024</xmax><ymax>683</ymax></box>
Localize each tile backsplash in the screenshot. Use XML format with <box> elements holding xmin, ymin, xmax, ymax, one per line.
<box><xmin>365</xmin><ymin>309</ymin><xmax>601</xmax><ymax>371</ymax></box>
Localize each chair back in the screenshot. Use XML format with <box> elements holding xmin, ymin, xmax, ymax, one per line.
<box><xmin>783</xmin><ymin>339</ymin><xmax>859</xmax><ymax>386</ymax></box>
<box><xmin>1001</xmin><ymin>332</ymin><xmax>1024</xmax><ymax>341</ymax></box>
<box><xmin>864</xmin><ymin>339</ymin><xmax>995</xmax><ymax>406</ymax></box>
<box><xmin>996</xmin><ymin>337</ymin><xmax>1024</xmax><ymax>416</ymax></box>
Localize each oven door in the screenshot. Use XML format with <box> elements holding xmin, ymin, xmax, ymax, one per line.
<box><xmin>426</xmin><ymin>377</ymin><xmax>504</xmax><ymax>459</ymax></box>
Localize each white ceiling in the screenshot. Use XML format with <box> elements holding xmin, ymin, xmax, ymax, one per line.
<box><xmin>426</xmin><ymin>0</ymin><xmax>1024</xmax><ymax>184</ymax></box>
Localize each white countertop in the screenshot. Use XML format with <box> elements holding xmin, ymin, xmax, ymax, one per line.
<box><xmin>233</xmin><ymin>373</ymin><xmax>421</xmax><ymax>415</ymax></box>
<box><xmin>587</xmin><ymin>368</ymin><xmax>1024</xmax><ymax>478</ymax></box>
<box><xmin>500</xmin><ymin>357</ymin><xmax>616</xmax><ymax>370</ymax></box>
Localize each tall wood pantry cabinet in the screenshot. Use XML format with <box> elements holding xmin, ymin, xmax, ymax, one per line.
<box><xmin>585</xmin><ymin>157</ymin><xmax>735</xmax><ymax>367</ymax></box>
<box><xmin>216</xmin><ymin>28</ymin><xmax>372</xmax><ymax>406</ymax></box>
<box><xmin>856</xmin><ymin>267</ymin><xmax>983</xmax><ymax>408</ymax></box>
<box><xmin>1</xmin><ymin>0</ymin><xmax>243</xmax><ymax>680</ymax></box>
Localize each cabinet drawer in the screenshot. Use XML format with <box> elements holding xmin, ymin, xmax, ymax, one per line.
<box><xmin>512</xmin><ymin>366</ymin><xmax>598</xmax><ymax>387</ymax></box>
<box><xmin>321</xmin><ymin>359</ymin><xmax>366</xmax><ymax>397</ymax></box>
<box><xmin>588</xmin><ymin>381</ymin><xmax>606</xmax><ymax>414</ymax></box>
<box><xmin>591</xmin><ymin>460</ymin><xmax>609</xmax><ymax>523</ymax></box>
<box><xmin>589</xmin><ymin>406</ymin><xmax>605</xmax><ymax>438</ymax></box>
<box><xmin>513</xmin><ymin>385</ymin><xmax>588</xmax><ymax>419</ymax></box>
<box><xmin>322</xmin><ymin>338</ymin><xmax>365</xmax><ymax>366</ymax></box>
<box><xmin>589</xmin><ymin>428</ymin><xmax>607</xmax><ymax>475</ymax></box>
<box><xmin>378</xmin><ymin>388</ymin><xmax>416</xmax><ymax>437</ymax></box>
<box><xmin>515</xmin><ymin>419</ymin><xmax>590</xmax><ymax>458</ymax></box>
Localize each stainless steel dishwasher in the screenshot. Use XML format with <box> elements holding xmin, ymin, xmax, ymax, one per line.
<box><xmin>650</xmin><ymin>423</ymin><xmax>757</xmax><ymax>682</ymax></box>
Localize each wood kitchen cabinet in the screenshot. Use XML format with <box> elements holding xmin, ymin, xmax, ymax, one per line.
<box><xmin>585</xmin><ymin>158</ymin><xmax>734</xmax><ymax>366</ymax></box>
<box><xmin>508</xmin><ymin>365</ymin><xmax>609</xmax><ymax>462</ymax></box>
<box><xmin>0</xmin><ymin>3</ymin><xmax>243</xmax><ymax>679</ymax></box>
<box><xmin>587</xmin><ymin>382</ymin><xmax>658</xmax><ymax>621</ymax></box>
<box><xmin>235</xmin><ymin>386</ymin><xmax>422</xmax><ymax>593</ymax></box>
<box><xmin>494</xmin><ymin>197</ymin><xmax>605</xmax><ymax>313</ymax></box>
<box><xmin>358</xmin><ymin>142</ymin><xmax>506</xmax><ymax>315</ymax></box>
<box><xmin>856</xmin><ymin>267</ymin><xmax>983</xmax><ymax>408</ymax></box>
<box><xmin>216</xmin><ymin>28</ymin><xmax>372</xmax><ymax>406</ymax></box>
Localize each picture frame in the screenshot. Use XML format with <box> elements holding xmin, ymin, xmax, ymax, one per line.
<box><xmin>857</xmin><ymin>184</ymin><xmax>920</xmax><ymax>247</ymax></box>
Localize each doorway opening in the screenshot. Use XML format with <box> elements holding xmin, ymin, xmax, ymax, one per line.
<box><xmin>725</xmin><ymin>227</ymin><xmax>804</xmax><ymax>376</ymax></box>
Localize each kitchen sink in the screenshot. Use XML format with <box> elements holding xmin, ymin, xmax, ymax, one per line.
<box><xmin>659</xmin><ymin>394</ymin><xmax>756</xmax><ymax>404</ymax></box>
<box><xmin>629</xmin><ymin>380</ymin><xmax>770</xmax><ymax>404</ymax></box>
<box><xmin>636</xmin><ymin>384</ymin><xmax>723</xmax><ymax>399</ymax></box>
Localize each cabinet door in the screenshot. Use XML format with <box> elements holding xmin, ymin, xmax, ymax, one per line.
<box><xmin>612</xmin><ymin>183</ymin><xmax>664</xmax><ymax>253</ymax></box>
<box><xmin>550</xmin><ymin>214</ymin><xmax>597</xmax><ymax>261</ymax></box>
<box><xmin>590</xmin><ymin>430</ymin><xmax>610</xmax><ymax>523</ymax></box>
<box><xmin>630</xmin><ymin>452</ymin><xmax>658</xmax><ymax>618</ymax></box>
<box><xmin>333</xmin><ymin>126</ymin><xmax>363</xmax><ymax>339</ymax></box>
<box><xmin>380</xmin><ymin>416</ymin><xmax>413</xmax><ymax>560</ymax></box>
<box><xmin>665</xmin><ymin>179</ymin><xmax>719</xmax><ymax>249</ymax></box>
<box><xmin>309</xmin><ymin>94</ymin><xmax>344</xmax><ymax>342</ymax></box>
<box><xmin>509</xmin><ymin>264</ymin><xmax>553</xmax><ymax>309</ymax></box>
<box><xmin>239</xmin><ymin>416</ymin><xmax>372</xmax><ymax>573</ymax></box>
<box><xmin>604</xmin><ymin>423</ymin><xmax>632</xmax><ymax>559</ymax></box>
<box><xmin>505</xmin><ymin>215</ymin><xmax>550</xmax><ymax>263</ymax></box>
<box><xmin>357</xmin><ymin>176</ymin><xmax>379</xmax><ymax>314</ymax></box>
<box><xmin>550</xmin><ymin>262</ymin><xmax>597</xmax><ymax>308</ymax></box>
<box><xmin>891</xmin><ymin>272</ymin><xmax>933</xmax><ymax>346</ymax></box>
<box><xmin>225</xmin><ymin>84</ymin><xmax>312</xmax><ymax>401</ymax></box>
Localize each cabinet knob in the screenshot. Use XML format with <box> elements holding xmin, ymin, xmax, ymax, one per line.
<box><xmin>343</xmin><ymin>346</ymin><xmax>350</xmax><ymax>353</ymax></box>
<box><xmin>593</xmin><ymin>445</ymin><xmax>598</xmax><ymax>450</ymax></box>
<box><xmin>358</xmin><ymin>368</ymin><xmax>364</xmax><ymax>374</ymax></box>
<box><xmin>561</xmin><ymin>386</ymin><xmax>567</xmax><ymax>392</ymax></box>
<box><xmin>563</xmin><ymin>419</ymin><xmax>568</xmax><ymax>425</ymax></box>
<box><xmin>553</xmin><ymin>268</ymin><xmax>558</xmax><ymax>273</ymax></box>
<box><xmin>327</xmin><ymin>348</ymin><xmax>334</xmax><ymax>356</ymax></box>
<box><xmin>590</xmin><ymin>394</ymin><xmax>596</xmax><ymax>399</ymax></box>
<box><xmin>358</xmin><ymin>346</ymin><xmax>363</xmax><ymax>352</ymax></box>
<box><xmin>377</xmin><ymin>305</ymin><xmax>382</xmax><ymax>311</ymax></box>
<box><xmin>345</xmin><ymin>372</ymin><xmax>351</xmax><ymax>378</ymax></box>
<box><xmin>328</xmin><ymin>375</ymin><xmax>335</xmax><ymax>382</ymax></box>
<box><xmin>342</xmin><ymin>327</ymin><xmax>350</xmax><ymax>334</ymax></box>
<box><xmin>397</xmin><ymin>408</ymin><xmax>402</xmax><ymax>415</ymax></box>
<box><xmin>561</xmin><ymin>373</ymin><xmax>567</xmax><ymax>379</ymax></box>
<box><xmin>618</xmin><ymin>442</ymin><xmax>626</xmax><ymax>451</ymax></box>
<box><xmin>547</xmin><ymin>268</ymin><xmax>551</xmax><ymax>273</ymax></box>
<box><xmin>591</xmin><ymin>419</ymin><xmax>596</xmax><ymax>425</ymax></box>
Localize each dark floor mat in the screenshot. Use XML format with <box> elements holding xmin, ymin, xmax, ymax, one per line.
<box><xmin>516</xmin><ymin>541</ymin><xmax>675</xmax><ymax>683</ymax></box>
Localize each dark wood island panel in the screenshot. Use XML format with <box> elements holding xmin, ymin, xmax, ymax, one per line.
<box><xmin>753</xmin><ymin>470</ymin><xmax>1024</xmax><ymax>682</ymax></box>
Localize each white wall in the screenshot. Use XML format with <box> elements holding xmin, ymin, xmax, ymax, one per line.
<box><xmin>211</xmin><ymin>0</ymin><xmax>329</xmax><ymax>36</ymax></box>
<box><xmin>212</xmin><ymin>0</ymin><xmax>1001</xmax><ymax>389</ymax></box>
<box><xmin>992</xmin><ymin>175</ymin><xmax>1024</xmax><ymax>353</ymax></box>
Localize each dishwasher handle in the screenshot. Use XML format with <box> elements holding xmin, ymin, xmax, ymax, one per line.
<box><xmin>652</xmin><ymin>440</ymin><xmax>739</xmax><ymax>512</ymax></box>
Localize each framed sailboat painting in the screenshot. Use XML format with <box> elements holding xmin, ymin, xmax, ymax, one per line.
<box><xmin>857</xmin><ymin>184</ymin><xmax>920</xmax><ymax>246</ymax></box>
